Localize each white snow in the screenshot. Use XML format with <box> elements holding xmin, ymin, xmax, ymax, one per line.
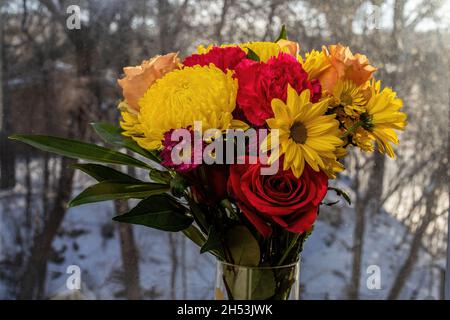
<box><xmin>0</xmin><ymin>159</ymin><xmax>445</xmax><ymax>299</ymax></box>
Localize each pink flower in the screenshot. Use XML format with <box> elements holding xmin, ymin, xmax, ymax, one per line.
<box><xmin>160</xmin><ymin>129</ymin><xmax>204</xmax><ymax>173</ymax></box>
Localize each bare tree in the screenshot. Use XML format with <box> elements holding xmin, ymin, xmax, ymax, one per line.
<box><xmin>215</xmin><ymin>0</ymin><xmax>233</xmax><ymax>43</ymax></box>
<box><xmin>115</xmin><ymin>200</ymin><xmax>141</xmax><ymax>300</ymax></box>
<box><xmin>388</xmin><ymin>159</ymin><xmax>447</xmax><ymax>299</ymax></box>
<box><xmin>0</xmin><ymin>0</ymin><xmax>16</xmax><ymax>190</ymax></box>
<box><xmin>17</xmin><ymin>0</ymin><xmax>95</xmax><ymax>298</ymax></box>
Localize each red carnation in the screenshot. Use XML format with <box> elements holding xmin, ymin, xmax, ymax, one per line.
<box><xmin>183</xmin><ymin>46</ymin><xmax>247</xmax><ymax>72</ymax></box>
<box><xmin>228</xmin><ymin>158</ymin><xmax>328</xmax><ymax>237</ymax></box>
<box><xmin>234</xmin><ymin>53</ymin><xmax>322</xmax><ymax>126</ymax></box>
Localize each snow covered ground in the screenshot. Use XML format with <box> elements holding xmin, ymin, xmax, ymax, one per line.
<box><xmin>0</xmin><ymin>160</ymin><xmax>445</xmax><ymax>299</ymax></box>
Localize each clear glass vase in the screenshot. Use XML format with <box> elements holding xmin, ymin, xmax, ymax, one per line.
<box><xmin>215</xmin><ymin>260</ymin><xmax>300</xmax><ymax>300</ymax></box>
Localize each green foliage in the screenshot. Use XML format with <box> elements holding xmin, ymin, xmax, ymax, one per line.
<box><xmin>182</xmin><ymin>225</ymin><xmax>207</xmax><ymax>248</ymax></box>
<box><xmin>186</xmin><ymin>196</ymin><xmax>209</xmax><ymax>234</ymax></box>
<box><xmin>149</xmin><ymin>169</ymin><xmax>172</xmax><ymax>184</ymax></box>
<box><xmin>170</xmin><ymin>174</ymin><xmax>189</xmax><ymax>197</ymax></box>
<box><xmin>113</xmin><ymin>194</ymin><xmax>193</xmax><ymax>232</ymax></box>
<box><xmin>245</xmin><ymin>47</ymin><xmax>260</xmax><ymax>61</ymax></box>
<box><xmin>222</xmin><ymin>266</ymin><xmax>276</xmax><ymax>300</ymax></box>
<box><xmin>201</xmin><ymin>226</ymin><xmax>223</xmax><ymax>254</ymax></box>
<box><xmin>69</xmin><ymin>180</ymin><xmax>169</xmax><ymax>207</ymax></box>
<box><xmin>91</xmin><ymin>122</ymin><xmax>160</xmax><ymax>163</ymax></box>
<box><xmin>226</xmin><ymin>225</ymin><xmax>260</xmax><ymax>266</ymax></box>
<box><xmin>9</xmin><ymin>134</ymin><xmax>150</xmax><ymax>169</ymax></box>
<box><xmin>71</xmin><ymin>163</ymin><xmax>140</xmax><ymax>183</ymax></box>
<box><xmin>274</xmin><ymin>24</ymin><xmax>288</xmax><ymax>42</ymax></box>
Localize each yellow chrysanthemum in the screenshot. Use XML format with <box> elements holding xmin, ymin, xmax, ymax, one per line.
<box><xmin>299</xmin><ymin>49</ymin><xmax>331</xmax><ymax>80</ymax></box>
<box><xmin>197</xmin><ymin>41</ymin><xmax>294</xmax><ymax>62</ymax></box>
<box><xmin>119</xmin><ymin>101</ymin><xmax>145</xmax><ymax>138</ymax></box>
<box><xmin>134</xmin><ymin>65</ymin><xmax>244</xmax><ymax>150</ymax></box>
<box><xmin>332</xmin><ymin>79</ymin><xmax>367</xmax><ymax>118</ymax></box>
<box><xmin>263</xmin><ymin>85</ymin><xmax>343</xmax><ymax>178</ymax></box>
<box><xmin>197</xmin><ymin>44</ymin><xmax>234</xmax><ymax>54</ymax></box>
<box><xmin>363</xmin><ymin>86</ymin><xmax>407</xmax><ymax>158</ymax></box>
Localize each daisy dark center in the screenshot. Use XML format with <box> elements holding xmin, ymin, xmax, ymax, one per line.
<box><xmin>341</xmin><ymin>92</ymin><xmax>354</xmax><ymax>106</ymax></box>
<box><xmin>290</xmin><ymin>121</ymin><xmax>308</xmax><ymax>144</ymax></box>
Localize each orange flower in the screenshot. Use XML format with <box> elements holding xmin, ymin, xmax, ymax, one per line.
<box><xmin>117</xmin><ymin>53</ymin><xmax>180</xmax><ymax>113</ymax></box>
<box><xmin>318</xmin><ymin>44</ymin><xmax>377</xmax><ymax>93</ymax></box>
<box><xmin>276</xmin><ymin>39</ymin><xmax>300</xmax><ymax>57</ymax></box>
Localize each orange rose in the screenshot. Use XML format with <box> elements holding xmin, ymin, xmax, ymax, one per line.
<box><xmin>318</xmin><ymin>44</ymin><xmax>377</xmax><ymax>93</ymax></box>
<box><xmin>117</xmin><ymin>53</ymin><xmax>180</xmax><ymax>113</ymax></box>
<box><xmin>276</xmin><ymin>39</ymin><xmax>300</xmax><ymax>57</ymax></box>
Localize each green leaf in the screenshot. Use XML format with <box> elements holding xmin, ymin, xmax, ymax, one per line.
<box><xmin>245</xmin><ymin>47</ymin><xmax>260</xmax><ymax>62</ymax></box>
<box><xmin>149</xmin><ymin>169</ymin><xmax>172</xmax><ymax>184</ymax></box>
<box><xmin>113</xmin><ymin>194</ymin><xmax>193</xmax><ymax>232</ymax></box>
<box><xmin>247</xmin><ymin>269</ymin><xmax>276</xmax><ymax>300</ymax></box>
<box><xmin>182</xmin><ymin>225</ymin><xmax>206</xmax><ymax>248</ymax></box>
<box><xmin>328</xmin><ymin>186</ymin><xmax>352</xmax><ymax>205</ymax></box>
<box><xmin>69</xmin><ymin>180</ymin><xmax>169</xmax><ymax>207</ymax></box>
<box><xmin>71</xmin><ymin>163</ymin><xmax>141</xmax><ymax>183</ymax></box>
<box><xmin>226</xmin><ymin>225</ymin><xmax>260</xmax><ymax>267</ymax></box>
<box><xmin>274</xmin><ymin>24</ymin><xmax>287</xmax><ymax>42</ymax></box>
<box><xmin>91</xmin><ymin>122</ymin><xmax>160</xmax><ymax>163</ymax></box>
<box><xmin>170</xmin><ymin>174</ymin><xmax>188</xmax><ymax>197</ymax></box>
<box><xmin>201</xmin><ymin>226</ymin><xmax>223</xmax><ymax>254</ymax></box>
<box><xmin>9</xmin><ymin>134</ymin><xmax>150</xmax><ymax>169</ymax></box>
<box><xmin>186</xmin><ymin>196</ymin><xmax>209</xmax><ymax>234</ymax></box>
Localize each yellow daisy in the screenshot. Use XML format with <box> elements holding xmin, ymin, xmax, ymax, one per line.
<box><xmin>352</xmin><ymin>126</ymin><xmax>375</xmax><ymax>153</ymax></box>
<box><xmin>363</xmin><ymin>86</ymin><xmax>407</xmax><ymax>157</ymax></box>
<box><xmin>332</xmin><ymin>79</ymin><xmax>367</xmax><ymax>118</ymax></box>
<box><xmin>322</xmin><ymin>135</ymin><xmax>346</xmax><ymax>179</ymax></box>
<box><xmin>322</xmin><ymin>157</ymin><xmax>345</xmax><ymax>179</ymax></box>
<box><xmin>134</xmin><ymin>65</ymin><xmax>245</xmax><ymax>150</ymax></box>
<box><xmin>263</xmin><ymin>85</ymin><xmax>343</xmax><ymax>178</ymax></box>
<box><xmin>299</xmin><ymin>49</ymin><xmax>331</xmax><ymax>80</ymax></box>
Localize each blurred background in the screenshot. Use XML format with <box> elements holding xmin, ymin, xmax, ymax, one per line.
<box><xmin>0</xmin><ymin>0</ymin><xmax>449</xmax><ymax>300</ymax></box>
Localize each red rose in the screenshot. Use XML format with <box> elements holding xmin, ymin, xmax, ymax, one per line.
<box><xmin>228</xmin><ymin>158</ymin><xmax>328</xmax><ymax>237</ymax></box>
<box><xmin>234</xmin><ymin>53</ymin><xmax>322</xmax><ymax>126</ymax></box>
<box><xmin>183</xmin><ymin>46</ymin><xmax>247</xmax><ymax>72</ymax></box>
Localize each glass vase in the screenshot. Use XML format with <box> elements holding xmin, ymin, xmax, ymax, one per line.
<box><xmin>215</xmin><ymin>260</ymin><xmax>300</xmax><ymax>300</ymax></box>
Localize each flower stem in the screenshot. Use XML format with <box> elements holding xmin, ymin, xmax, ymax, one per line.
<box><xmin>278</xmin><ymin>233</ymin><xmax>301</xmax><ymax>266</ymax></box>
<box><xmin>341</xmin><ymin>121</ymin><xmax>363</xmax><ymax>139</ymax></box>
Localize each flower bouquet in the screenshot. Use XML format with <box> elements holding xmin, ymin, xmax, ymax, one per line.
<box><xmin>11</xmin><ymin>26</ymin><xmax>406</xmax><ymax>300</ymax></box>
